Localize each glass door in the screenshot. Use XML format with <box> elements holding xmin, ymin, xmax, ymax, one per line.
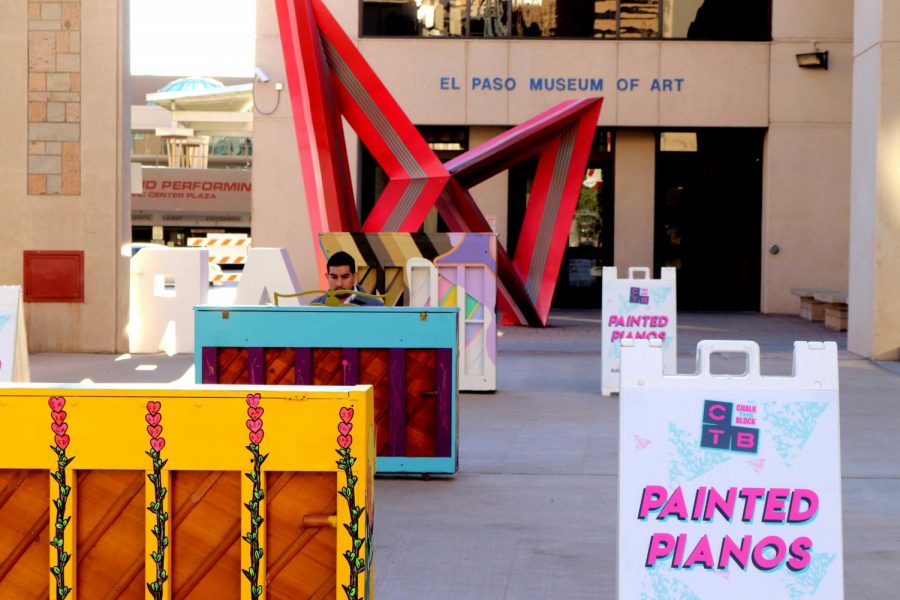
<box><xmin>551</xmin><ymin>162</ymin><xmax>615</xmax><ymax>308</ymax></box>
<box><xmin>654</xmin><ymin>129</ymin><xmax>764</xmax><ymax>310</ymax></box>
<box><xmin>507</xmin><ymin>130</ymin><xmax>615</xmax><ymax>310</ymax></box>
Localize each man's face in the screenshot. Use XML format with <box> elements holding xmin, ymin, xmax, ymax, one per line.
<box><xmin>327</xmin><ymin>265</ymin><xmax>356</xmax><ymax>293</ymax></box>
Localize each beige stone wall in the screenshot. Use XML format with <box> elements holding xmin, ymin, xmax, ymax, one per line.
<box><xmin>848</xmin><ymin>0</ymin><xmax>900</xmax><ymax>359</ymax></box>
<box><xmin>359</xmin><ymin>39</ymin><xmax>769</xmax><ymax>128</ymax></box>
<box><xmin>27</xmin><ymin>0</ymin><xmax>81</xmax><ymax>196</ymax></box>
<box><xmin>0</xmin><ymin>0</ymin><xmax>129</xmax><ymax>352</ymax></box>
<box><xmin>468</xmin><ymin>127</ymin><xmax>509</xmax><ymax>248</ymax></box>
<box><xmin>762</xmin><ymin>0</ymin><xmax>854</xmax><ymax>314</ymax></box>
<box><xmin>613</xmin><ymin>130</ymin><xmax>655</xmax><ymax>271</ymax></box>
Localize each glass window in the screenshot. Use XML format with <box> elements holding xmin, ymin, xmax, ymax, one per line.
<box><xmin>209</xmin><ymin>136</ymin><xmax>253</xmax><ymax>157</ymax></box>
<box><xmin>661</xmin><ymin>0</ymin><xmax>703</xmax><ymax>38</ymax></box>
<box><xmin>415</xmin><ymin>0</ymin><xmax>466</xmax><ymax>37</ymax></box>
<box><xmin>618</xmin><ymin>0</ymin><xmax>660</xmax><ymax>38</ymax></box>
<box><xmin>659</xmin><ymin>131</ymin><xmax>697</xmax><ymax>152</ymax></box>
<box><xmin>468</xmin><ymin>0</ymin><xmax>512</xmax><ymax>37</ymax></box>
<box><xmin>569</xmin><ymin>168</ymin><xmax>604</xmax><ymax>248</ymax></box>
<box><xmin>594</xmin><ymin>1</ymin><xmax>618</xmax><ymax>38</ymax></box>
<box><xmin>362</xmin><ymin>0</ymin><xmax>769</xmax><ymax>40</ymax></box>
<box><xmin>358</xmin><ymin>126</ymin><xmax>468</xmax><ymax>223</ymax></box>
<box><xmin>665</xmin><ymin>0</ymin><xmax>770</xmax><ymax>40</ymax></box>
<box><xmin>361</xmin><ymin>1</ymin><xmax>419</xmax><ymax>36</ymax></box>
<box><xmin>362</xmin><ymin>1</ymin><xmax>468</xmax><ymax>37</ymax></box>
<box><xmin>511</xmin><ymin>0</ymin><xmax>597</xmax><ymax>38</ymax></box>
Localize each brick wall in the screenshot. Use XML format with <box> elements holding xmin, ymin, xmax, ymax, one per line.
<box><xmin>27</xmin><ymin>0</ymin><xmax>80</xmax><ymax>196</ymax></box>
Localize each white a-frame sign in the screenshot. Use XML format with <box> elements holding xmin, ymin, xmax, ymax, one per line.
<box><xmin>618</xmin><ymin>339</ymin><xmax>843</xmax><ymax>599</ymax></box>
<box><xmin>602</xmin><ymin>266</ymin><xmax>676</xmax><ymax>396</ymax></box>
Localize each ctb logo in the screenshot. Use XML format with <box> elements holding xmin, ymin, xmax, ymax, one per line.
<box><xmin>629</xmin><ymin>287</ymin><xmax>649</xmax><ymax>304</ymax></box>
<box><xmin>700</xmin><ymin>400</ymin><xmax>759</xmax><ymax>453</ymax></box>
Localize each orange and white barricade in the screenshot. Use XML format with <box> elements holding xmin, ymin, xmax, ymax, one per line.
<box><xmin>188</xmin><ymin>234</ymin><xmax>251</xmax><ymax>266</ymax></box>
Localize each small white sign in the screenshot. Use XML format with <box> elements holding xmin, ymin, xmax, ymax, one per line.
<box><xmin>602</xmin><ymin>266</ymin><xmax>676</xmax><ymax>395</ymax></box>
<box><xmin>0</xmin><ymin>286</ymin><xmax>28</xmax><ymax>382</ymax></box>
<box><xmin>618</xmin><ymin>339</ymin><xmax>844</xmax><ymax>599</ymax></box>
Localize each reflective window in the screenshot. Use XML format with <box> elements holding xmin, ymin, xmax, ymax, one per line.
<box><xmin>618</xmin><ymin>0</ymin><xmax>659</xmax><ymax>39</ymax></box>
<box><xmin>362</xmin><ymin>0</ymin><xmax>468</xmax><ymax>37</ymax></box>
<box><xmin>133</xmin><ymin>133</ymin><xmax>252</xmax><ymax>168</ymax></box>
<box><xmin>659</xmin><ymin>131</ymin><xmax>697</xmax><ymax>152</ymax></box>
<box><xmin>209</xmin><ymin>136</ymin><xmax>253</xmax><ymax>157</ymax></box>
<box><xmin>416</xmin><ymin>0</ymin><xmax>468</xmax><ymax>37</ymax></box>
<box><xmin>512</xmin><ymin>0</ymin><xmax>596</xmax><ymax>38</ymax></box>
<box><xmin>361</xmin><ymin>0</ymin><xmax>770</xmax><ymax>40</ymax></box>
<box><xmin>593</xmin><ymin>1</ymin><xmax>618</xmax><ymax>38</ymax></box>
<box><xmin>469</xmin><ymin>0</ymin><xmax>512</xmax><ymax>37</ymax></box>
<box><xmin>679</xmin><ymin>0</ymin><xmax>771</xmax><ymax>40</ymax></box>
<box><xmin>569</xmin><ymin>167</ymin><xmax>605</xmax><ymax>249</ymax></box>
<box><xmin>361</xmin><ymin>1</ymin><xmax>419</xmax><ymax>36</ymax></box>
<box><xmin>662</xmin><ymin>0</ymin><xmax>704</xmax><ymax>38</ymax></box>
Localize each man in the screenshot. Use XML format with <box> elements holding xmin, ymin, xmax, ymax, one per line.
<box><xmin>311</xmin><ymin>251</ymin><xmax>385</xmax><ymax>306</ymax></box>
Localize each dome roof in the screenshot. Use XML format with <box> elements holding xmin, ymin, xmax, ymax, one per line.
<box><xmin>157</xmin><ymin>77</ymin><xmax>225</xmax><ymax>94</ymax></box>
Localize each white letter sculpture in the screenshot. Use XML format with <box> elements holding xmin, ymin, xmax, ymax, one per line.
<box><xmin>129</xmin><ymin>247</ymin><xmax>208</xmax><ymax>354</ymax></box>
<box><xmin>234</xmin><ymin>248</ymin><xmax>302</xmax><ymax>305</ymax></box>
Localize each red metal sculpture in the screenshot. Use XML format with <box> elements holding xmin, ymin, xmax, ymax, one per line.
<box><xmin>275</xmin><ymin>0</ymin><xmax>603</xmax><ymax>325</ymax></box>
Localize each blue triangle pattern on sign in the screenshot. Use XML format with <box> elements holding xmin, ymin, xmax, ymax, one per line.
<box><xmin>760</xmin><ymin>401</ymin><xmax>829</xmax><ymax>466</ymax></box>
<box><xmin>784</xmin><ymin>552</ymin><xmax>836</xmax><ymax>599</ymax></box>
<box><xmin>642</xmin><ymin>565</ymin><xmax>702</xmax><ymax>600</ymax></box>
<box><xmin>668</xmin><ymin>422</ymin><xmax>731</xmax><ymax>485</ymax></box>
<box><xmin>651</xmin><ymin>286</ymin><xmax>671</xmax><ymax>305</ymax></box>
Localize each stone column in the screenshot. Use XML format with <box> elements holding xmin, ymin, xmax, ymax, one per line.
<box><xmin>26</xmin><ymin>0</ymin><xmax>81</xmax><ymax>196</ymax></box>
<box><xmin>762</xmin><ymin>0</ymin><xmax>853</xmax><ymax>314</ymax></box>
<box><xmin>469</xmin><ymin>126</ymin><xmax>509</xmax><ymax>248</ymax></box>
<box><xmin>614</xmin><ymin>129</ymin><xmax>655</xmax><ymax>270</ymax></box>
<box><xmin>848</xmin><ymin>0</ymin><xmax>900</xmax><ymax>359</ymax></box>
<box><xmin>253</xmin><ymin>0</ymin><xmax>359</xmax><ymax>291</ymax></box>
<box><xmin>0</xmin><ymin>0</ymin><xmax>130</xmax><ymax>352</ymax></box>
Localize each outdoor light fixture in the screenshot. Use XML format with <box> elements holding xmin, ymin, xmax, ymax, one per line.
<box><xmin>795</xmin><ymin>50</ymin><xmax>828</xmax><ymax>70</ymax></box>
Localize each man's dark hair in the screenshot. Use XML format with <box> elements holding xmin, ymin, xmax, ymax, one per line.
<box><xmin>327</xmin><ymin>251</ymin><xmax>356</xmax><ymax>272</ymax></box>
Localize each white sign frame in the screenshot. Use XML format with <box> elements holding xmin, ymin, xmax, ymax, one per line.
<box><xmin>0</xmin><ymin>286</ymin><xmax>29</xmax><ymax>382</ymax></box>
<box><xmin>618</xmin><ymin>339</ymin><xmax>844</xmax><ymax>599</ymax></box>
<box><xmin>602</xmin><ymin>266</ymin><xmax>677</xmax><ymax>395</ymax></box>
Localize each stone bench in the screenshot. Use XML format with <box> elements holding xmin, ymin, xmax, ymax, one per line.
<box><xmin>791</xmin><ymin>288</ymin><xmax>848</xmax><ymax>330</ymax></box>
<box><xmin>813</xmin><ymin>290</ymin><xmax>848</xmax><ymax>331</ymax></box>
<box><xmin>792</xmin><ymin>288</ymin><xmax>836</xmax><ymax>321</ymax></box>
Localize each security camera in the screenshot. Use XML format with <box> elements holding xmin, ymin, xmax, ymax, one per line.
<box><xmin>254</xmin><ymin>66</ymin><xmax>270</xmax><ymax>83</ymax></box>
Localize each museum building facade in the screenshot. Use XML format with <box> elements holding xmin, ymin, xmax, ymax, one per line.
<box><xmin>253</xmin><ymin>0</ymin><xmax>852</xmax><ymax>314</ymax></box>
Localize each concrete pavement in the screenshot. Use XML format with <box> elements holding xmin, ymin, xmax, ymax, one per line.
<box><xmin>27</xmin><ymin>312</ymin><xmax>900</xmax><ymax>598</ymax></box>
